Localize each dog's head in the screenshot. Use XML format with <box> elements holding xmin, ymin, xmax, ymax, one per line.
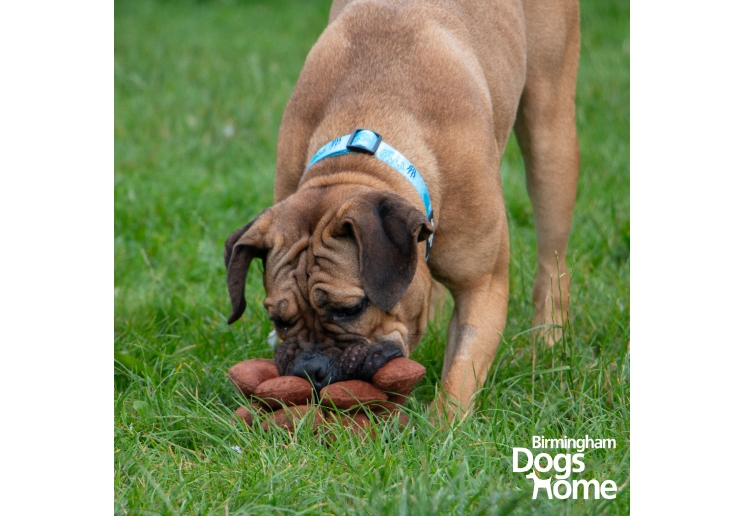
<box><xmin>224</xmin><ymin>185</ymin><xmax>434</xmax><ymax>392</ymax></box>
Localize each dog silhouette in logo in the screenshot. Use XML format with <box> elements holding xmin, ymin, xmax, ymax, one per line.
<box><xmin>525</xmin><ymin>471</ymin><xmax>553</xmax><ymax>499</ymax></box>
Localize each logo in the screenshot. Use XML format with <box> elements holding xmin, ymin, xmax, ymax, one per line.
<box><xmin>513</xmin><ymin>436</ymin><xmax>618</xmax><ymax>500</ymax></box>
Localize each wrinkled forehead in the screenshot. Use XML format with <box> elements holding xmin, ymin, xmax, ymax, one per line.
<box><xmin>307</xmin><ymin>230</ymin><xmax>365</xmax><ymax>308</ymax></box>
<box><xmin>262</xmin><ymin>194</ymin><xmax>364</xmax><ymax>318</ymax></box>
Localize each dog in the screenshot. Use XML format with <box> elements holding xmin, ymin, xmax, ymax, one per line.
<box><xmin>224</xmin><ymin>0</ymin><xmax>580</xmax><ymax>417</ymax></box>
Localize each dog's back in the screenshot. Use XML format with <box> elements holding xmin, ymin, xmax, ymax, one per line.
<box><xmin>330</xmin><ymin>0</ymin><xmax>528</xmax><ymax>138</ymax></box>
<box><xmin>275</xmin><ymin>0</ymin><xmax>526</xmax><ymax>204</ymax></box>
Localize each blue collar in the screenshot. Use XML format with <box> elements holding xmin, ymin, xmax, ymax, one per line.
<box><xmin>304</xmin><ymin>128</ymin><xmax>434</xmax><ymax>260</ymax></box>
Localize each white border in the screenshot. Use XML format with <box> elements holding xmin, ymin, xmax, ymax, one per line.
<box><xmin>632</xmin><ymin>0</ymin><xmax>744</xmax><ymax>513</ymax></box>
<box><xmin>0</xmin><ymin>1</ymin><xmax>112</xmax><ymax>512</ymax></box>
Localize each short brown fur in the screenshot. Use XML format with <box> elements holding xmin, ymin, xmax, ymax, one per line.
<box><xmin>225</xmin><ymin>0</ymin><xmax>580</xmax><ymax>417</ymax></box>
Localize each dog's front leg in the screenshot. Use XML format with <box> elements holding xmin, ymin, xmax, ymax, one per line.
<box><xmin>434</xmin><ymin>268</ymin><xmax>509</xmax><ymax>419</ymax></box>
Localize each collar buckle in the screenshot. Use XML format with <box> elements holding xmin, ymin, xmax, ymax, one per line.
<box><xmin>346</xmin><ymin>129</ymin><xmax>382</xmax><ymax>155</ymax></box>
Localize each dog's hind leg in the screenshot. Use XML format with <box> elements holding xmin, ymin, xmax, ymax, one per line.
<box><xmin>514</xmin><ymin>0</ymin><xmax>581</xmax><ymax>345</ymax></box>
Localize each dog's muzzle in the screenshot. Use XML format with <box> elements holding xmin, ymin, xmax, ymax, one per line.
<box><xmin>279</xmin><ymin>340</ymin><xmax>403</xmax><ymax>393</ymax></box>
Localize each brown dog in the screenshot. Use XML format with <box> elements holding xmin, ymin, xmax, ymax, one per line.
<box><xmin>224</xmin><ymin>0</ymin><xmax>580</xmax><ymax>417</ymax></box>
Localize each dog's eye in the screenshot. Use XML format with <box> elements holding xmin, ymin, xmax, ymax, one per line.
<box><xmin>329</xmin><ymin>298</ymin><xmax>368</xmax><ymax>322</ymax></box>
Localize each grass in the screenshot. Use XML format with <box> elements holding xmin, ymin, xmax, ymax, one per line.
<box><xmin>114</xmin><ymin>0</ymin><xmax>629</xmax><ymax>514</ymax></box>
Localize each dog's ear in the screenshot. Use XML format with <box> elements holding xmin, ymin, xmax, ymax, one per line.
<box><xmin>224</xmin><ymin>210</ymin><xmax>271</xmax><ymax>324</ymax></box>
<box><xmin>338</xmin><ymin>192</ymin><xmax>433</xmax><ymax>312</ymax></box>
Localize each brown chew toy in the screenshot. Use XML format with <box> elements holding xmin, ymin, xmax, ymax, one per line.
<box><xmin>228</xmin><ymin>357</ymin><xmax>425</xmax><ymax>435</ymax></box>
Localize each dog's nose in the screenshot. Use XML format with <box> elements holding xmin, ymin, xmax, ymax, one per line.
<box><xmin>291</xmin><ymin>352</ymin><xmax>334</xmax><ymax>392</ymax></box>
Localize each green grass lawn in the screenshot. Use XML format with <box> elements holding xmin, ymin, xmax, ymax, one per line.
<box><xmin>114</xmin><ymin>0</ymin><xmax>629</xmax><ymax>513</ymax></box>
